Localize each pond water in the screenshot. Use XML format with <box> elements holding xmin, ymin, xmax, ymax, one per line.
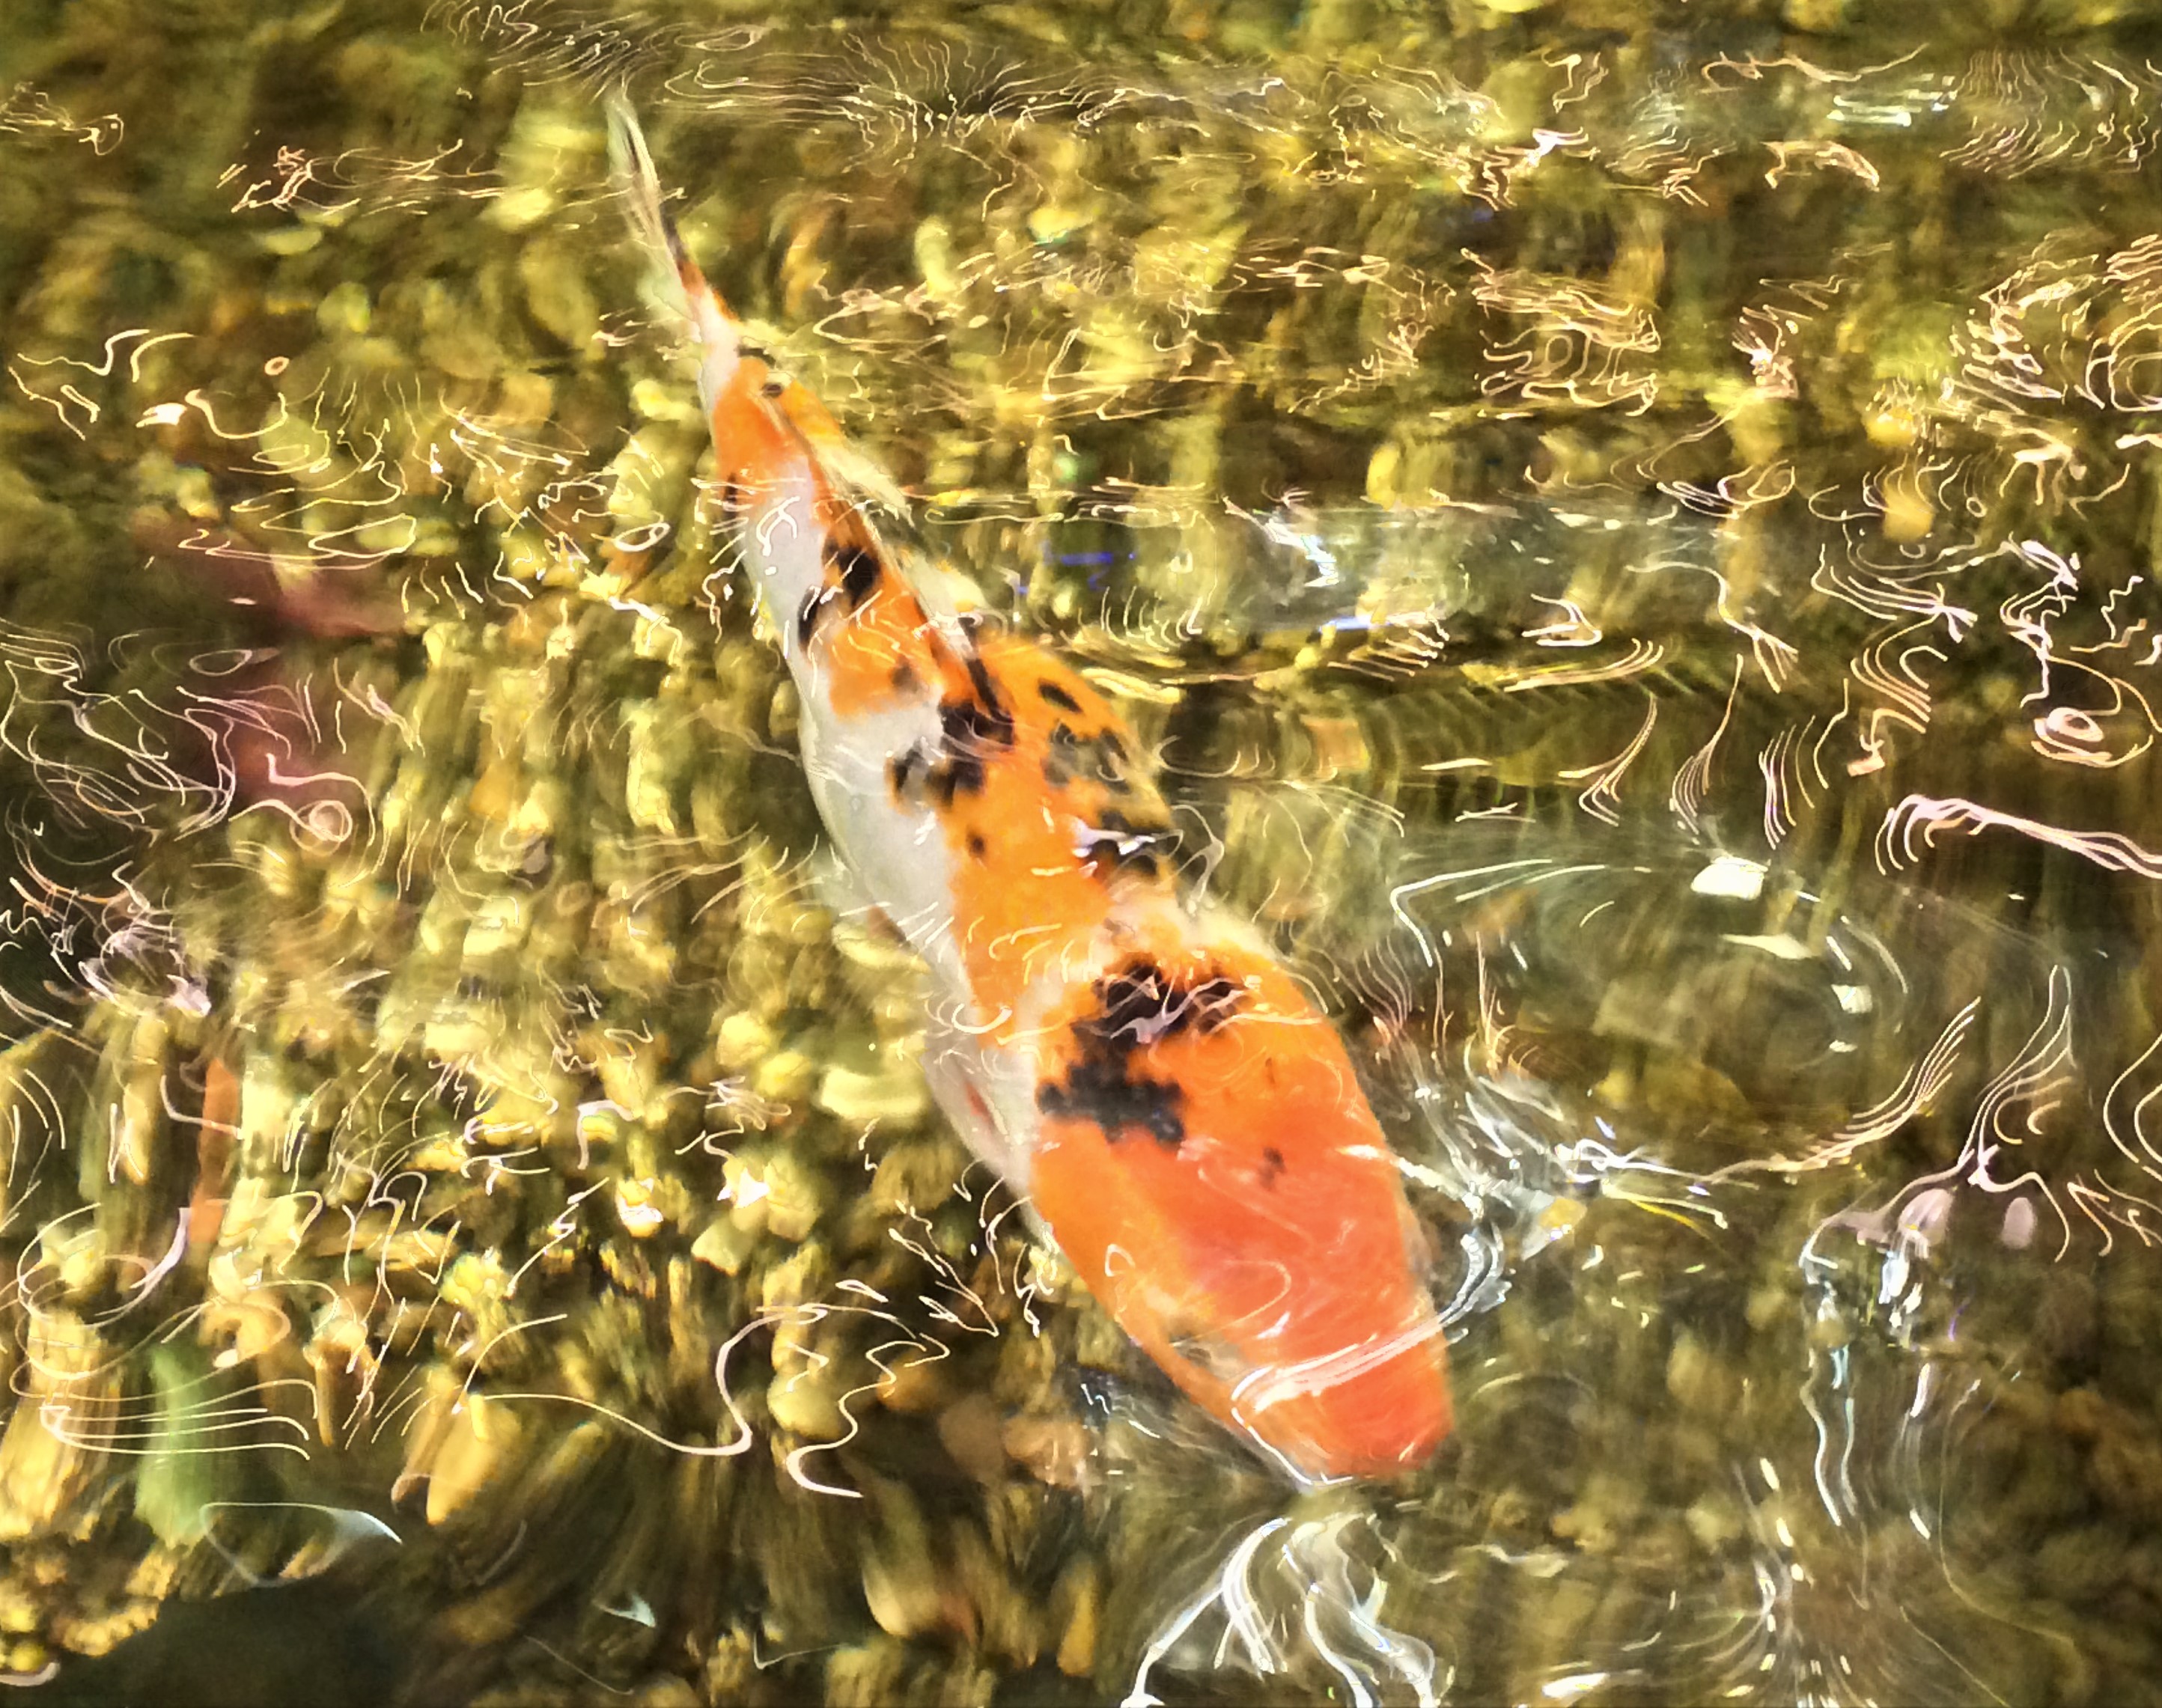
<box><xmin>3</xmin><ymin>1</ymin><xmax>2162</xmax><ymax>1703</ymax></box>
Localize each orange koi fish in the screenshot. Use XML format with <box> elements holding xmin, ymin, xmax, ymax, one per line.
<box><xmin>609</xmin><ymin>102</ymin><xmax>1450</xmax><ymax>1479</ymax></box>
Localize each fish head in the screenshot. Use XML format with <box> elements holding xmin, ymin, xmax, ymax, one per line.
<box><xmin>1029</xmin><ymin>938</ymin><xmax>1452</xmax><ymax>1480</ymax></box>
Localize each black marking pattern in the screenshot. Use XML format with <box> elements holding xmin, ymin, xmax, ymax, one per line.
<box><xmin>797</xmin><ymin>543</ymin><xmax>886</xmax><ymax>653</ymax></box>
<box><xmin>1078</xmin><ymin>807</ymin><xmax>1172</xmax><ymax>882</ymax></box>
<box><xmin>1043</xmin><ymin>721</ymin><xmax>1136</xmax><ymax>797</ymax></box>
<box><xmin>888</xmin><ymin>745</ymin><xmax>927</xmax><ymax>800</ymax></box>
<box><xmin>927</xmin><ymin>653</ymin><xmax>1016</xmax><ymax>808</ymax></box>
<box><xmin>835</xmin><ymin>543</ymin><xmax>881</xmax><ymax>608</ymax></box>
<box><xmin>964</xmin><ymin>655</ymin><xmax>1014</xmax><ymax>739</ymax></box>
<box><xmin>1036</xmin><ymin>959</ymin><xmax>1246</xmax><ymax>1150</ymax></box>
<box><xmin>797</xmin><ymin>585</ymin><xmax>837</xmax><ymax>650</ymax></box>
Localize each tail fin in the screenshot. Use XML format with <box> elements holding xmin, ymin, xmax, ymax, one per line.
<box><xmin>604</xmin><ymin>94</ymin><xmax>734</xmax><ymax>355</ymax></box>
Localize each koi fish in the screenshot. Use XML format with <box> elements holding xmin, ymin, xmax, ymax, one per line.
<box><xmin>608</xmin><ymin>102</ymin><xmax>1450</xmax><ymax>1479</ymax></box>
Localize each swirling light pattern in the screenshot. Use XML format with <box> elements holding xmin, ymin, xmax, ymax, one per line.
<box><xmin>0</xmin><ymin>5</ymin><xmax>2159</xmax><ymax>1704</ymax></box>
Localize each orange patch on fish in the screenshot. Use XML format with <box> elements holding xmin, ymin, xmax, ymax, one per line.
<box><xmin>764</xmin><ymin>371</ymin><xmax>850</xmax><ymax>457</ymax></box>
<box><xmin>925</xmin><ymin>635</ymin><xmax>1171</xmax><ymax>1026</ymax></box>
<box><xmin>821</xmin><ymin>581</ymin><xmax>943</xmax><ymax>719</ymax></box>
<box><xmin>1028</xmin><ymin>935</ymin><xmax>1452</xmax><ymax>1478</ymax></box>
<box><xmin>707</xmin><ymin>359</ymin><xmax>801</xmax><ymax>501</ymax></box>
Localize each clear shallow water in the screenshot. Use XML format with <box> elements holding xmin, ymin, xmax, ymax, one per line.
<box><xmin>4</xmin><ymin>1</ymin><xmax>2162</xmax><ymax>1703</ymax></box>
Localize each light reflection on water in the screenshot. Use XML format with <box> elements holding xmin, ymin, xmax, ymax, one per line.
<box><xmin>2</xmin><ymin>1</ymin><xmax>2162</xmax><ymax>1703</ymax></box>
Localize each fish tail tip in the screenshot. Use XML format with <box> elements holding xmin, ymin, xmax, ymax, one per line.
<box><xmin>604</xmin><ymin>98</ymin><xmax>675</xmax><ymax>241</ymax></box>
<box><xmin>603</xmin><ymin>93</ymin><xmax>724</xmax><ymax>332</ymax></box>
<box><xmin>603</xmin><ymin>89</ymin><xmax>656</xmax><ymax>189</ymax></box>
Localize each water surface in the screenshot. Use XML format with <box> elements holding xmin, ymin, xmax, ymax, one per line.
<box><xmin>3</xmin><ymin>0</ymin><xmax>2162</xmax><ymax>1702</ymax></box>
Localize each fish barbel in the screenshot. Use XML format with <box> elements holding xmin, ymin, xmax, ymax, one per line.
<box><xmin>607</xmin><ymin>99</ymin><xmax>1451</xmax><ymax>1479</ymax></box>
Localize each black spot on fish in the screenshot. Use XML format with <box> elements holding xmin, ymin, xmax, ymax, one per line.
<box><xmin>889</xmin><ymin>745</ymin><xmax>928</xmax><ymax>801</ymax></box>
<box><xmin>928</xmin><ymin>767</ymin><xmax>967</xmax><ymax>811</ymax></box>
<box><xmin>1043</xmin><ymin>722</ymin><xmax>1135</xmax><ymax>796</ymax></box>
<box><xmin>1093</xmin><ymin>963</ymin><xmax>1243</xmax><ymax>1046</ymax></box>
<box><xmin>964</xmin><ymin>654</ymin><xmax>1014</xmax><ymax>744</ymax></box>
<box><xmin>890</xmin><ymin>660</ymin><xmax>920</xmax><ymax>693</ymax></box>
<box><xmin>1080</xmin><ymin>835</ymin><xmax>1166</xmax><ymax>883</ymax></box>
<box><xmin>1259</xmin><ymin>1145</ymin><xmax>1285</xmax><ymax>1188</ymax></box>
<box><xmin>1035</xmin><ymin>959</ymin><xmax>1246</xmax><ymax>1150</ymax></box>
<box><xmin>1044</xmin><ymin>721</ymin><xmax>1082</xmax><ymax>787</ymax></box>
<box><xmin>1075</xmin><ymin>807</ymin><xmax>1174</xmax><ymax>882</ymax></box>
<box><xmin>931</xmin><ymin>704</ymin><xmax>991</xmax><ymax>803</ymax></box>
<box><xmin>797</xmin><ymin>586</ymin><xmax>835</xmax><ymax>650</ymax></box>
<box><xmin>928</xmin><ymin>674</ymin><xmax>1016</xmax><ymax>807</ymax></box>
<box><xmin>966</xmin><ymin>832</ymin><xmax>987</xmax><ymax>859</ymax></box>
<box><xmin>1040</xmin><ymin>1057</ymin><xmax>1186</xmax><ymax>1149</ymax></box>
<box><xmin>1038</xmin><ymin>679</ymin><xmax>1081</xmax><ymax>712</ymax></box>
<box><xmin>835</xmin><ymin>543</ymin><xmax>881</xmax><ymax>609</ymax></box>
<box><xmin>761</xmin><ymin>376</ymin><xmax>788</xmax><ymax>398</ymax></box>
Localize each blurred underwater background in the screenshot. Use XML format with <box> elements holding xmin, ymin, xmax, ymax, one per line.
<box><xmin>6</xmin><ymin>0</ymin><xmax>2162</xmax><ymax>1701</ymax></box>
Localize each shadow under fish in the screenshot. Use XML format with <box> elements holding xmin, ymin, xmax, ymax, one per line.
<box><xmin>19</xmin><ymin>1544</ymin><xmax>419</xmax><ymax>1708</ymax></box>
